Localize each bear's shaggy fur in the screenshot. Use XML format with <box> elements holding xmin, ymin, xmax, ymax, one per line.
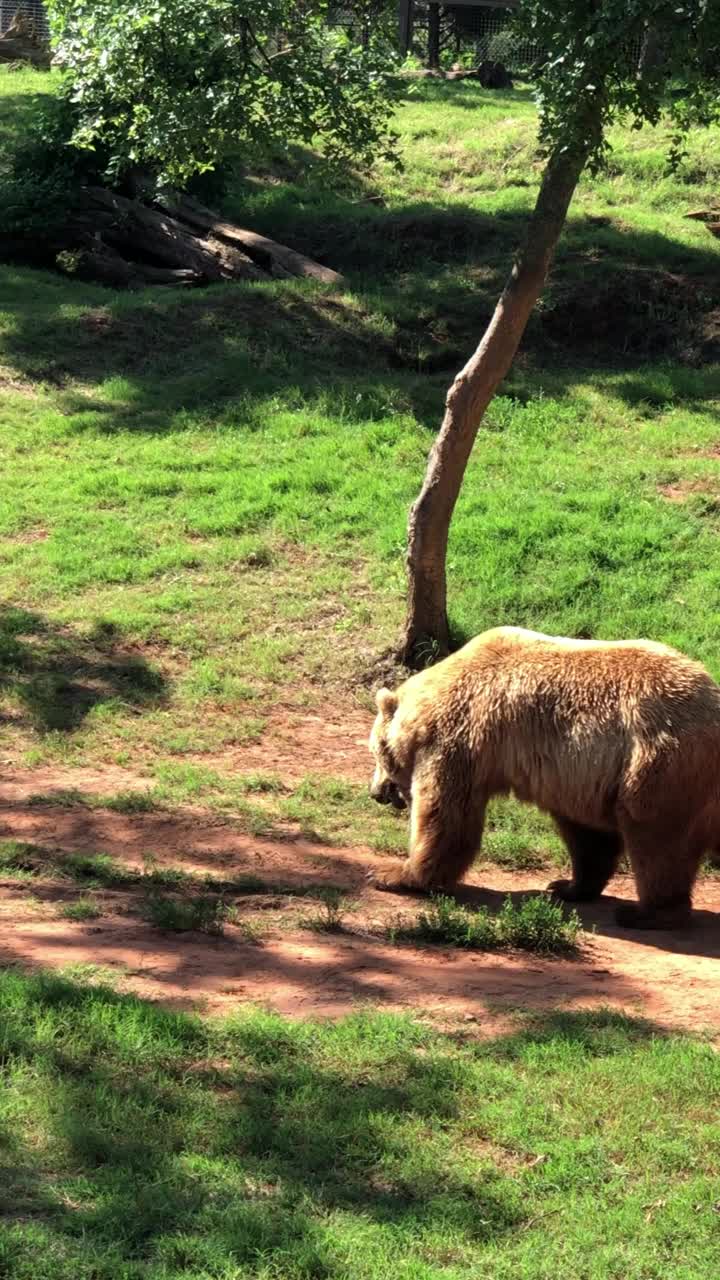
<box><xmin>368</xmin><ymin>627</ymin><xmax>720</xmax><ymax>929</ymax></box>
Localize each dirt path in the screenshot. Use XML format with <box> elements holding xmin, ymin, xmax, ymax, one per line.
<box><xmin>1</xmin><ymin>762</ymin><xmax>719</xmax><ymax>1035</ymax></box>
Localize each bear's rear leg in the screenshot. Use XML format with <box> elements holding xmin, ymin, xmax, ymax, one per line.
<box><xmin>547</xmin><ymin>818</ymin><xmax>622</xmax><ymax>903</ymax></box>
<box><xmin>615</xmin><ymin>823</ymin><xmax>701</xmax><ymax>929</ymax></box>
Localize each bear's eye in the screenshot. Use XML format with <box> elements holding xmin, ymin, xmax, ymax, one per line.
<box><xmin>382</xmin><ymin>745</ymin><xmax>398</xmax><ymax>777</ymax></box>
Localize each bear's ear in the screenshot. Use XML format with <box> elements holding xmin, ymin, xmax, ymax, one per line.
<box><xmin>376</xmin><ymin>688</ymin><xmax>398</xmax><ymax>718</ymax></box>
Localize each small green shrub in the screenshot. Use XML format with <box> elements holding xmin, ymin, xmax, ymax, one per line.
<box><xmin>61</xmin><ymin>895</ymin><xmax>102</xmax><ymax>922</ymax></box>
<box><xmin>103</xmin><ymin>790</ymin><xmax>159</xmax><ymax>814</ymax></box>
<box><xmin>64</xmin><ymin>853</ymin><xmax>134</xmax><ymax>887</ymax></box>
<box><xmin>0</xmin><ymin>92</ymin><xmax>104</xmax><ymax>245</ymax></box>
<box><xmin>394</xmin><ymin>894</ymin><xmax>581</xmax><ymax>955</ymax></box>
<box><xmin>142</xmin><ymin>891</ymin><xmax>229</xmax><ymax>935</ymax></box>
<box><xmin>0</xmin><ymin>841</ymin><xmax>42</xmax><ymax>878</ymax></box>
<box><xmin>300</xmin><ymin>886</ymin><xmax>350</xmax><ymax>933</ymax></box>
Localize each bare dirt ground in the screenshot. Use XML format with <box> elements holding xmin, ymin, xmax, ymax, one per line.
<box><xmin>1</xmin><ymin>720</ymin><xmax>719</xmax><ymax>1035</ymax></box>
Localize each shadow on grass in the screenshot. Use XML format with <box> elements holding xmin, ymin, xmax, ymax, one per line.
<box><xmin>389</xmin><ymin>79</ymin><xmax>538</xmax><ymax>111</ymax></box>
<box><xmin>0</xmin><ymin>84</ymin><xmax>51</xmax><ymax>154</ymax></box>
<box><xmin>0</xmin><ymin>968</ymin><xmax>682</xmax><ymax>1280</ymax></box>
<box><xmin>0</xmin><ymin>605</ymin><xmax>166</xmax><ymax>733</ymax></box>
<box><xmin>2</xmin><ymin>186</ymin><xmax>720</xmax><ymax>437</ymax></box>
<box><xmin>0</xmin><ymin>792</ymin><xmax>718</xmax><ymax>966</ymax></box>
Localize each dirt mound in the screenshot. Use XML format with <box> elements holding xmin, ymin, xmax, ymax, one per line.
<box><xmin>540</xmin><ymin>267</ymin><xmax>720</xmax><ymax>363</ymax></box>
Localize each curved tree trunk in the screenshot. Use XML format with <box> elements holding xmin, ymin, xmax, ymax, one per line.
<box><xmin>403</xmin><ymin>134</ymin><xmax>597</xmax><ymax>664</ymax></box>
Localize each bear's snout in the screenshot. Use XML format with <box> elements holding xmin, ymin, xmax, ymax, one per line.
<box><xmin>370</xmin><ymin>778</ymin><xmax>407</xmax><ymax>811</ymax></box>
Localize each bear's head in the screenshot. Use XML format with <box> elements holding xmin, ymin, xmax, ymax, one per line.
<box><xmin>368</xmin><ymin>687</ymin><xmax>410</xmax><ymax>811</ymax></box>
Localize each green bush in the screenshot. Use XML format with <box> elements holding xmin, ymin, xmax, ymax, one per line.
<box><xmin>300</xmin><ymin>886</ymin><xmax>350</xmax><ymax>933</ymax></box>
<box><xmin>142</xmin><ymin>891</ymin><xmax>229</xmax><ymax>936</ymax></box>
<box><xmin>61</xmin><ymin>895</ymin><xmax>102</xmax><ymax>922</ymax></box>
<box><xmin>395</xmin><ymin>893</ymin><xmax>581</xmax><ymax>955</ymax></box>
<box><xmin>0</xmin><ymin>94</ymin><xmax>101</xmax><ymax>244</ymax></box>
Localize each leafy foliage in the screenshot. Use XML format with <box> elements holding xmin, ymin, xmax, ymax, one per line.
<box><xmin>45</xmin><ymin>0</ymin><xmax>398</xmax><ymax>184</ymax></box>
<box><xmin>0</xmin><ymin>94</ymin><xmax>103</xmax><ymax>241</ymax></box>
<box><xmin>516</xmin><ymin>0</ymin><xmax>720</xmax><ymax>171</ymax></box>
<box><xmin>142</xmin><ymin>889</ymin><xmax>231</xmax><ymax>934</ymax></box>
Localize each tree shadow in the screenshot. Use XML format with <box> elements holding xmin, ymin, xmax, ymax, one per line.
<box><xmin>0</xmin><ymin>785</ymin><xmax>717</xmax><ymax>970</ymax></box>
<box><xmin>452</xmin><ymin>881</ymin><xmax>720</xmax><ymax>960</ymax></box>
<box><xmin>0</xmin><ymin>973</ymin><xmax>525</xmax><ymax>1268</ymax></box>
<box><xmin>2</xmin><ymin>192</ymin><xmax>719</xmax><ymax>441</ymax></box>
<box><xmin>0</xmin><ymin>969</ymin><xmax>681</xmax><ymax>1277</ymax></box>
<box><xmin>0</xmin><ymin>605</ymin><xmax>166</xmax><ymax>733</ymax></box>
<box><xmin>390</xmin><ymin>79</ymin><xmax>538</xmax><ymax>111</ymax></box>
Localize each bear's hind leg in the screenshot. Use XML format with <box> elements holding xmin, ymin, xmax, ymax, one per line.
<box><xmin>372</xmin><ymin>776</ymin><xmax>486</xmax><ymax>895</ymax></box>
<box><xmin>547</xmin><ymin>817</ymin><xmax>622</xmax><ymax>903</ymax></box>
<box><xmin>615</xmin><ymin>822</ymin><xmax>701</xmax><ymax>929</ymax></box>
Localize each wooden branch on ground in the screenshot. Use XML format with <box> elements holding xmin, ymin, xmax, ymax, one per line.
<box><xmin>685</xmin><ymin>208</ymin><xmax>720</xmax><ymax>237</ymax></box>
<box><xmin>154</xmin><ymin>191</ymin><xmax>345</xmax><ymax>285</ymax></box>
<box><xmin>82</xmin><ymin>187</ymin><xmax>265</xmax><ymax>282</ymax></box>
<box><xmin>67</xmin><ymin>241</ymin><xmax>203</xmax><ymax>289</ymax></box>
<box><xmin>48</xmin><ymin>185</ymin><xmax>344</xmax><ymax>291</ymax></box>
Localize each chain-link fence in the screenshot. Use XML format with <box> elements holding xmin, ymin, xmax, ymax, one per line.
<box><xmin>329</xmin><ymin>3</ymin><xmax>646</xmax><ymax>79</ymax></box>
<box><xmin>430</xmin><ymin>5</ymin><xmax>541</xmax><ymax>72</ymax></box>
<box><xmin>0</xmin><ymin>0</ymin><xmax>49</xmax><ymax>37</ymax></box>
<box><xmin>2</xmin><ymin>1</ymin><xmax>647</xmax><ymax>78</ymax></box>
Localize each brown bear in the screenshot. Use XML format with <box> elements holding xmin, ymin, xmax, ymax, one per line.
<box><xmin>368</xmin><ymin>626</ymin><xmax>720</xmax><ymax>929</ymax></box>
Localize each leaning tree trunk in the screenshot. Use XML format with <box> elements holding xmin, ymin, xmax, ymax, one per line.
<box><xmin>403</xmin><ymin>133</ymin><xmax>598</xmax><ymax>664</ymax></box>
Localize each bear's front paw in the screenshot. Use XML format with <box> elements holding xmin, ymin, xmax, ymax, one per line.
<box><xmin>546</xmin><ymin>877</ymin><xmax>581</xmax><ymax>902</ymax></box>
<box><xmin>614</xmin><ymin>901</ymin><xmax>693</xmax><ymax>931</ymax></box>
<box><xmin>366</xmin><ymin>869</ymin><xmax>422</xmax><ymax>895</ymax></box>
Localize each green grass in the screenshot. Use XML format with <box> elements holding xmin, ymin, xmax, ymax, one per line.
<box><xmin>141</xmin><ymin>890</ymin><xmax>231</xmax><ymax>935</ymax></box>
<box><xmin>1</xmin><ymin>70</ymin><xmax>720</xmax><ymax>870</ymax></box>
<box><xmin>2</xmin><ymin>79</ymin><xmax>719</xmax><ymax>1278</ymax></box>
<box><xmin>0</xmin><ymin>969</ymin><xmax>719</xmax><ymax>1279</ymax></box>
<box><xmin>300</xmin><ymin>886</ymin><xmax>353</xmax><ymax>933</ymax></box>
<box><xmin>393</xmin><ymin>893</ymin><xmax>582</xmax><ymax>955</ymax></box>
<box><xmin>60</xmin><ymin>894</ymin><xmax>102</xmax><ymax>922</ymax></box>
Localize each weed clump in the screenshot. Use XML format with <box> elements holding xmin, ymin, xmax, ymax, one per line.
<box><xmin>394</xmin><ymin>893</ymin><xmax>581</xmax><ymax>955</ymax></box>
<box><xmin>300</xmin><ymin>886</ymin><xmax>351</xmax><ymax>933</ymax></box>
<box><xmin>143</xmin><ymin>891</ymin><xmax>230</xmax><ymax>936</ymax></box>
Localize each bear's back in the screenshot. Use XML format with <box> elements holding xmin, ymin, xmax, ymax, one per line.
<box><xmin>400</xmin><ymin>626</ymin><xmax>720</xmax><ymax>741</ymax></box>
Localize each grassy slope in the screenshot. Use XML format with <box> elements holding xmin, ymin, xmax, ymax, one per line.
<box><xmin>1</xmin><ymin>69</ymin><xmax>720</xmax><ymax>865</ymax></box>
<box><xmin>2</xmin><ymin>71</ymin><xmax>720</xmax><ymax>1280</ymax></box>
<box><xmin>1</xmin><ymin>970</ymin><xmax>719</xmax><ymax>1280</ymax></box>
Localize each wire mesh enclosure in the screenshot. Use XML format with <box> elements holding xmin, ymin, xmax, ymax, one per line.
<box><xmin>400</xmin><ymin>3</ymin><xmax>646</xmax><ymax>76</ymax></box>
<box><xmin>0</xmin><ymin>0</ymin><xmax>49</xmax><ymax>37</ymax></box>
<box><xmin>430</xmin><ymin>4</ymin><xmax>541</xmax><ymax>71</ymax></box>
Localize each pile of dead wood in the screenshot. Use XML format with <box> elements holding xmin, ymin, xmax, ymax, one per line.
<box><xmin>0</xmin><ymin>10</ymin><xmax>338</xmax><ymax>291</ymax></box>
<box><xmin>53</xmin><ymin>187</ymin><xmax>343</xmax><ymax>289</ymax></box>
<box><xmin>686</xmin><ymin>208</ymin><xmax>720</xmax><ymax>239</ymax></box>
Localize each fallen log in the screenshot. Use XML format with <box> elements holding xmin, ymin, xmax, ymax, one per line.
<box><xmin>61</xmin><ymin>241</ymin><xmax>203</xmax><ymax>289</ymax></box>
<box><xmin>44</xmin><ymin>185</ymin><xmax>344</xmax><ymax>291</ymax></box>
<box><xmin>155</xmin><ymin>191</ymin><xmax>345</xmax><ymax>285</ymax></box>
<box><xmin>82</xmin><ymin>187</ymin><xmax>264</xmax><ymax>282</ymax></box>
<box><xmin>685</xmin><ymin>207</ymin><xmax>720</xmax><ymax>238</ymax></box>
